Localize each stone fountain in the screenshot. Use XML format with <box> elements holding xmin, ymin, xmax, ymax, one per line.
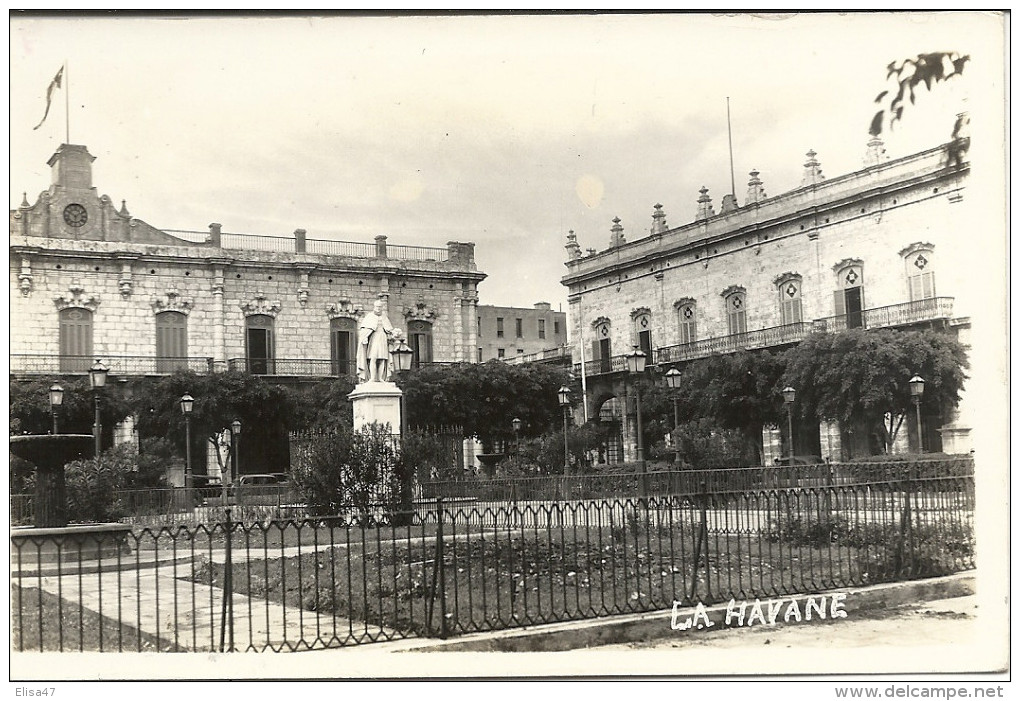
<box><xmin>10</xmin><ymin>434</ymin><xmax>132</xmax><ymax>563</ymax></box>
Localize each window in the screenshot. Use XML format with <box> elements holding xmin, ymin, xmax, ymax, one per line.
<box><xmin>59</xmin><ymin>308</ymin><xmax>92</xmax><ymax>373</ymax></box>
<box><xmin>155</xmin><ymin>311</ymin><xmax>188</xmax><ymax>372</ymax></box>
<box><xmin>497</xmin><ymin>348</ymin><xmax>505</xmax><ymax>359</ymax></box>
<box><xmin>676</xmin><ymin>302</ymin><xmax>697</xmax><ymax>344</ymax></box>
<box><xmin>496</xmin><ymin>317</ymin><xmax>504</xmax><ymax>338</ymax></box>
<box><xmin>517</xmin><ymin>348</ymin><xmax>524</xmax><ymax>355</ymax></box>
<box><xmin>833</xmin><ymin>263</ymin><xmax>865</xmax><ymax>329</ymax></box>
<box><xmin>408</xmin><ymin>320</ymin><xmax>433</xmax><ymax>367</ymax></box>
<box><xmin>554</xmin><ymin>320</ymin><xmax>561</xmax><ymax>335</ymax></box>
<box><xmin>246</xmin><ymin>314</ymin><xmax>275</xmax><ymax>374</ymax></box>
<box><xmin>632</xmin><ymin>310</ymin><xmax>652</xmax><ymax>359</ymax></box>
<box><xmin>592</xmin><ymin>319</ymin><xmax>612</xmax><ymax>373</ymax></box>
<box><xmin>725</xmin><ymin>290</ymin><xmax>747</xmax><ymax>335</ymax></box>
<box><xmin>477</xmin><ymin>316</ymin><xmax>482</xmax><ymax>335</ymax></box>
<box><xmin>330</xmin><ymin>317</ymin><xmax>357</xmax><ymax>377</ymax></box>
<box><xmin>515</xmin><ymin>318</ymin><xmax>523</xmax><ymax>338</ymax></box>
<box><xmin>538</xmin><ymin>319</ymin><xmax>546</xmax><ymax>339</ymax></box>
<box><xmin>477</xmin><ymin>347</ymin><xmax>483</xmax><ymax>362</ymax></box>
<box><xmin>905</xmin><ymin>249</ymin><xmax>936</xmax><ymax>301</ymax></box>
<box><xmin>778</xmin><ymin>278</ymin><xmax>803</xmax><ymax>325</ymax></box>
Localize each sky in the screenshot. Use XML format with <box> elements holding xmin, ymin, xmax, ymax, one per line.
<box><xmin>8</xmin><ymin>12</ymin><xmax>1004</xmax><ymax>313</ymax></box>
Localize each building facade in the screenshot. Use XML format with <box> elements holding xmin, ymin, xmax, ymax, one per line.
<box><xmin>562</xmin><ymin>138</ymin><xmax>973</xmax><ymax>463</ymax></box>
<box><xmin>475</xmin><ymin>302</ymin><xmax>567</xmax><ymax>363</ymax></box>
<box><xmin>10</xmin><ymin>143</ymin><xmax>487</xmax><ymax>477</ymax></box>
<box><xmin>10</xmin><ymin>144</ymin><xmax>486</xmax><ymax>381</ymax></box>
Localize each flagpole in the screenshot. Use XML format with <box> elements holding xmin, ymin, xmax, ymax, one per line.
<box><xmin>65</xmin><ymin>61</ymin><xmax>69</xmax><ymax>144</ymax></box>
<box><xmin>726</xmin><ymin>97</ymin><xmax>736</xmax><ymax>198</ymax></box>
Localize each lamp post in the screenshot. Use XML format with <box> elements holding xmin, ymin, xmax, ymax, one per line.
<box><xmin>782</xmin><ymin>386</ymin><xmax>796</xmax><ymax>460</ymax></box>
<box><xmin>625</xmin><ymin>346</ymin><xmax>648</xmax><ymax>498</ymax></box>
<box><xmin>665</xmin><ymin>368</ymin><xmax>681</xmax><ymax>465</ymax></box>
<box><xmin>48</xmin><ymin>384</ymin><xmax>64</xmax><ymax>435</ymax></box>
<box><xmin>557</xmin><ymin>387</ymin><xmax>571</xmax><ymax>476</ymax></box>
<box><xmin>392</xmin><ymin>338</ymin><xmax>414</xmax><ymax>437</ymax></box>
<box><xmin>180</xmin><ymin>394</ymin><xmax>194</xmax><ymax>495</ymax></box>
<box><xmin>228</xmin><ymin>419</ymin><xmax>241</xmax><ymax>506</ymax></box>
<box><xmin>909</xmin><ymin>375</ymin><xmax>925</xmax><ymax>453</ymax></box>
<box><xmin>89</xmin><ymin>360</ymin><xmax>109</xmax><ymax>459</ymax></box>
<box><xmin>512</xmin><ymin>417</ymin><xmax>522</xmax><ymax>463</ymax></box>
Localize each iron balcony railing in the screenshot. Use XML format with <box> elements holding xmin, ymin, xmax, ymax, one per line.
<box><xmin>812</xmin><ymin>297</ymin><xmax>955</xmax><ymax>333</ymax></box>
<box><xmin>9</xmin><ymin>354</ymin><xmax>220</xmax><ymax>376</ymax></box>
<box><xmin>224</xmin><ymin>358</ymin><xmax>357</xmax><ymax>378</ymax></box>
<box><xmin>655</xmin><ymin>322</ymin><xmax>810</xmax><ymax>365</ymax></box>
<box><xmin>503</xmin><ymin>345</ymin><xmax>571</xmax><ymax>366</ymax></box>
<box><xmin>574</xmin><ymin>353</ymin><xmax>630</xmax><ymax>377</ymax></box>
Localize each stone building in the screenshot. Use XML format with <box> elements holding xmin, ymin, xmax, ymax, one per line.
<box><xmin>562</xmin><ymin>137</ymin><xmax>973</xmax><ymax>463</ymax></box>
<box><xmin>10</xmin><ymin>143</ymin><xmax>486</xmax><ymax>476</ymax></box>
<box><xmin>476</xmin><ymin>302</ymin><xmax>568</xmax><ymax>363</ymax></box>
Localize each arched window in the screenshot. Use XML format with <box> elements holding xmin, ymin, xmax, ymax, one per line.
<box><xmin>246</xmin><ymin>314</ymin><xmax>275</xmax><ymax>375</ymax></box>
<box><xmin>59</xmin><ymin>308</ymin><xmax>93</xmax><ymax>373</ymax></box>
<box><xmin>775</xmin><ymin>274</ymin><xmax>803</xmax><ymax>325</ymax></box>
<box><xmin>833</xmin><ymin>259</ymin><xmax>865</xmax><ymax>329</ymax></box>
<box><xmin>155</xmin><ymin>311</ymin><xmax>188</xmax><ymax>373</ymax></box>
<box><xmin>723</xmin><ymin>288</ymin><xmax>747</xmax><ymax>335</ymax></box>
<box><xmin>631</xmin><ymin>308</ymin><xmax>652</xmax><ymax>359</ymax></box>
<box><xmin>901</xmin><ymin>244</ymin><xmax>936</xmax><ymax>302</ymax></box>
<box><xmin>330</xmin><ymin>317</ymin><xmax>357</xmax><ymax>377</ymax></box>
<box><xmin>675</xmin><ymin>299</ymin><xmax>697</xmax><ymax>345</ymax></box>
<box><xmin>591</xmin><ymin>318</ymin><xmax>612</xmax><ymax>373</ymax></box>
<box><xmin>408</xmin><ymin>320</ymin><xmax>433</xmax><ymax>368</ymax></box>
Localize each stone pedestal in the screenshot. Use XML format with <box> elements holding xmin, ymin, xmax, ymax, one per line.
<box><xmin>349</xmin><ymin>381</ymin><xmax>404</xmax><ymax>436</ymax></box>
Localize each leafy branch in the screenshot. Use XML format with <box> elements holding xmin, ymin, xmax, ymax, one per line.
<box><xmin>869</xmin><ymin>52</ymin><xmax>969</xmax><ymax>137</ymax></box>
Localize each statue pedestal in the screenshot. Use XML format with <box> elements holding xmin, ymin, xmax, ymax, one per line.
<box><xmin>349</xmin><ymin>381</ymin><xmax>404</xmax><ymax>436</ymax></box>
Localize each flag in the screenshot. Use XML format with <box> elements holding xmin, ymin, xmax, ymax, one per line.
<box><xmin>33</xmin><ymin>66</ymin><xmax>64</xmax><ymax>131</ymax></box>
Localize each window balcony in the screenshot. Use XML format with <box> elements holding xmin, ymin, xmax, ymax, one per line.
<box><xmin>654</xmin><ymin>322</ymin><xmax>811</xmax><ymax>365</ymax></box>
<box><xmin>9</xmin><ymin>354</ymin><xmax>220</xmax><ymax>377</ymax></box>
<box><xmin>811</xmin><ymin>297</ymin><xmax>954</xmax><ymax>333</ymax></box>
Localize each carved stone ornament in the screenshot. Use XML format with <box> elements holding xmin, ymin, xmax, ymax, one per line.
<box><xmin>591</xmin><ymin>315</ymin><xmax>611</xmax><ymax>329</ymax></box>
<box><xmin>404</xmin><ymin>300</ymin><xmax>439</xmax><ymax>322</ymax></box>
<box><xmin>240</xmin><ymin>291</ymin><xmax>282</xmax><ymax>318</ymax></box>
<box><xmin>673</xmin><ymin>297</ymin><xmax>697</xmax><ymax>310</ymax></box>
<box><xmin>152</xmin><ymin>288</ymin><xmax>195</xmax><ymax>315</ymax></box>
<box><xmin>773</xmin><ymin>271</ymin><xmax>802</xmax><ymax>288</ymax></box>
<box><xmin>630</xmin><ymin>306</ymin><xmax>652</xmax><ymax>320</ymax></box>
<box><xmin>325</xmin><ymin>299</ymin><xmax>361</xmax><ymax>320</ymax></box>
<box><xmin>897</xmin><ymin>242</ymin><xmax>935</xmax><ymax>259</ymax></box>
<box><xmin>720</xmin><ymin>284</ymin><xmax>746</xmax><ymax>299</ymax></box>
<box><xmin>54</xmin><ymin>280</ymin><xmax>100</xmax><ymax>312</ymax></box>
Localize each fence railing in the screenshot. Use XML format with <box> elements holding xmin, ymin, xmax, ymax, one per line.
<box><xmin>224</xmin><ymin>357</ymin><xmax>356</xmax><ymax>378</ymax></box>
<box><xmin>10</xmin><ymin>354</ymin><xmax>218</xmax><ymax>376</ymax></box>
<box><xmin>11</xmin><ymin>464</ymin><xmax>974</xmax><ymax>652</ymax></box>
<box><xmin>655</xmin><ymin>322</ymin><xmax>810</xmax><ymax>365</ymax></box>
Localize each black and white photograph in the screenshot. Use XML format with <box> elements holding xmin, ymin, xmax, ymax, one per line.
<box><xmin>7</xmin><ymin>10</ymin><xmax>1010</xmax><ymax>692</ymax></box>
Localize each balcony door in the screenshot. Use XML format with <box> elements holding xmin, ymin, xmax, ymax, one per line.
<box><xmin>155</xmin><ymin>311</ymin><xmax>188</xmax><ymax>372</ymax></box>
<box><xmin>844</xmin><ymin>287</ymin><xmax>863</xmax><ymax>329</ymax></box>
<box><xmin>59</xmin><ymin>308</ymin><xmax>92</xmax><ymax>372</ymax></box>
<box><xmin>246</xmin><ymin>314</ymin><xmax>275</xmax><ymax>375</ymax></box>
<box><xmin>330</xmin><ymin>317</ymin><xmax>357</xmax><ymax>377</ymax></box>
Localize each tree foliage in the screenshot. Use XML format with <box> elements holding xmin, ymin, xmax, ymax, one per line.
<box><xmin>396</xmin><ymin>361</ymin><xmax>569</xmax><ymax>450</ymax></box>
<box><xmin>869</xmin><ymin>52</ymin><xmax>969</xmax><ymax>138</ymax></box>
<box><xmin>783</xmin><ymin>329</ymin><xmax>968</xmax><ymax>452</ymax></box>
<box><xmin>9</xmin><ymin>377</ymin><xmax>132</xmax><ymax>439</ymax></box>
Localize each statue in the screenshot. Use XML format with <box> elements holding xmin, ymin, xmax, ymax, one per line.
<box><xmin>357</xmin><ymin>299</ymin><xmax>395</xmax><ymax>383</ymax></box>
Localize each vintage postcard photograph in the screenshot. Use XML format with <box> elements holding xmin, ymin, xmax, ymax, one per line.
<box><xmin>7</xmin><ymin>10</ymin><xmax>1010</xmax><ymax>693</ymax></box>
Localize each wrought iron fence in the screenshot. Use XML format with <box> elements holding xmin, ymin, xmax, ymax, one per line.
<box><xmin>11</xmin><ymin>463</ymin><xmax>974</xmax><ymax>652</ymax></box>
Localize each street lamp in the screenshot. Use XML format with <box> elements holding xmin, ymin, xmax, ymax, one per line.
<box><xmin>89</xmin><ymin>360</ymin><xmax>109</xmax><ymax>459</ymax></box>
<box><xmin>392</xmin><ymin>339</ymin><xmax>414</xmax><ymax>437</ymax></box>
<box><xmin>782</xmin><ymin>386</ymin><xmax>796</xmax><ymax>460</ymax></box>
<box><xmin>665</xmin><ymin>368</ymin><xmax>681</xmax><ymax>464</ymax></box>
<box><xmin>228</xmin><ymin>419</ymin><xmax>241</xmax><ymax>504</ymax></box>
<box><xmin>909</xmin><ymin>375</ymin><xmax>925</xmax><ymax>453</ymax></box>
<box><xmin>180</xmin><ymin>394</ymin><xmax>194</xmax><ymax>492</ymax></box>
<box><xmin>512</xmin><ymin>417</ymin><xmax>522</xmax><ymax>462</ymax></box>
<box><xmin>557</xmin><ymin>387</ymin><xmax>571</xmax><ymax>476</ymax></box>
<box><xmin>48</xmin><ymin>384</ymin><xmax>64</xmax><ymax>435</ymax></box>
<box><xmin>625</xmin><ymin>346</ymin><xmax>648</xmax><ymax>498</ymax></box>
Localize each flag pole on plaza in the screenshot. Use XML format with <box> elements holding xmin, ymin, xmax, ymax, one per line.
<box><xmin>65</xmin><ymin>61</ymin><xmax>69</xmax><ymax>143</ymax></box>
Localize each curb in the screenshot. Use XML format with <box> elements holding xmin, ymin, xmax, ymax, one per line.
<box><xmin>366</xmin><ymin>571</ymin><xmax>975</xmax><ymax>653</ymax></box>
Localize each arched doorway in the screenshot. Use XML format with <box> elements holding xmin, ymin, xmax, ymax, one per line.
<box><xmin>596</xmin><ymin>396</ymin><xmax>624</xmax><ymax>464</ymax></box>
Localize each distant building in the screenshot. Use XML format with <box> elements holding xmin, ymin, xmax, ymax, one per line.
<box><xmin>562</xmin><ymin>137</ymin><xmax>973</xmax><ymax>463</ymax></box>
<box><xmin>10</xmin><ymin>143</ymin><xmax>486</xmax><ymax>475</ymax></box>
<box><xmin>475</xmin><ymin>302</ymin><xmax>567</xmax><ymax>364</ymax></box>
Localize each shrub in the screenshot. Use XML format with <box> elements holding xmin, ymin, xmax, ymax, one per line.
<box><xmin>63</xmin><ymin>445</ymin><xmax>137</xmax><ymax>523</ymax></box>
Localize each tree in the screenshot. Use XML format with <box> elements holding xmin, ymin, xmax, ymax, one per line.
<box><xmin>396</xmin><ymin>361</ymin><xmax>569</xmax><ymax>451</ymax></box>
<box><xmin>132</xmin><ymin>371</ymin><xmax>296</xmax><ymax>476</ymax></box>
<box><xmin>782</xmin><ymin>329</ymin><xmax>968</xmax><ymax>454</ymax></box>
<box><xmin>9</xmin><ymin>376</ymin><xmax>132</xmax><ymax>440</ymax></box>
<box><xmin>869</xmin><ymin>52</ymin><xmax>969</xmax><ymax>138</ymax></box>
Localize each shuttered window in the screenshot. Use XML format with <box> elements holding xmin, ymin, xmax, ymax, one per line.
<box><xmin>726</xmin><ymin>292</ymin><xmax>747</xmax><ymax>335</ymax></box>
<box><xmin>59</xmin><ymin>308</ymin><xmax>93</xmax><ymax>373</ymax></box>
<box><xmin>330</xmin><ymin>317</ymin><xmax>357</xmax><ymax>377</ymax></box>
<box><xmin>409</xmin><ymin>320</ymin><xmax>433</xmax><ymax>367</ymax></box>
<box><xmin>155</xmin><ymin>311</ymin><xmax>188</xmax><ymax>372</ymax></box>
<box><xmin>779</xmin><ymin>280</ymin><xmax>803</xmax><ymax>325</ymax></box>
<box><xmin>677</xmin><ymin>304</ymin><xmax>697</xmax><ymax>344</ymax></box>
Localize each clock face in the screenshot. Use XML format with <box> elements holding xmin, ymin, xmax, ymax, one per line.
<box><xmin>63</xmin><ymin>203</ymin><xmax>88</xmax><ymax>227</ymax></box>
